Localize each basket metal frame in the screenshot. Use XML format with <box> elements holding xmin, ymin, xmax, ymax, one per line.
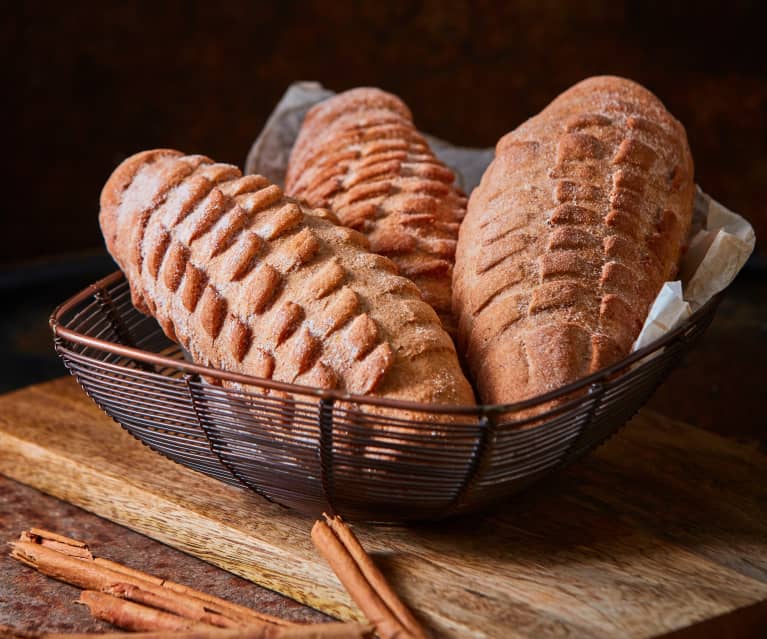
<box><xmin>50</xmin><ymin>270</ymin><xmax>721</xmax><ymax>521</ymax></box>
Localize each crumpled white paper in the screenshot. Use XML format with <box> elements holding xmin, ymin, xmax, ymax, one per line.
<box><xmin>633</xmin><ymin>188</ymin><xmax>755</xmax><ymax>349</ymax></box>
<box><xmin>246</xmin><ymin>82</ymin><xmax>756</xmax><ymax>351</ymax></box>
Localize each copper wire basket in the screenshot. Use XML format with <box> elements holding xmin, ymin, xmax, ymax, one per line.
<box><xmin>50</xmin><ymin>270</ymin><xmax>721</xmax><ymax>522</ymax></box>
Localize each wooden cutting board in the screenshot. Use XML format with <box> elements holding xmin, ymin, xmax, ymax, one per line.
<box><xmin>1</xmin><ymin>377</ymin><xmax>766</xmax><ymax>638</ymax></box>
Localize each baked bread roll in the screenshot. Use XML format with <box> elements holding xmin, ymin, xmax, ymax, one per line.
<box><xmin>100</xmin><ymin>150</ymin><xmax>475</xmax><ymax>419</ymax></box>
<box><xmin>285</xmin><ymin>88</ymin><xmax>466</xmax><ymax>334</ymax></box>
<box><xmin>453</xmin><ymin>76</ymin><xmax>694</xmax><ymax>406</ymax></box>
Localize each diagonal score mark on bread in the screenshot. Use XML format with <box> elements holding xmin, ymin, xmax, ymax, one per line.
<box><xmin>285</xmin><ymin>88</ymin><xmax>467</xmax><ymax>336</ymax></box>
<box><xmin>100</xmin><ymin>150</ymin><xmax>475</xmax><ymax>425</ymax></box>
<box><xmin>453</xmin><ymin>76</ymin><xmax>695</xmax><ymax>408</ymax></box>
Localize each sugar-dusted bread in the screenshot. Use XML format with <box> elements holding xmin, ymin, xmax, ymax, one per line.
<box><xmin>453</xmin><ymin>76</ymin><xmax>694</xmax><ymax>406</ymax></box>
<box><xmin>100</xmin><ymin>150</ymin><xmax>475</xmax><ymax>418</ymax></box>
<box><xmin>285</xmin><ymin>88</ymin><xmax>467</xmax><ymax>335</ymax></box>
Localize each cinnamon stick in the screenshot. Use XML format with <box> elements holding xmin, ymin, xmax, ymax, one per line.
<box><xmin>9</xmin><ymin>528</ymin><xmax>374</xmax><ymax>639</ymax></box>
<box><xmin>276</xmin><ymin>624</ymin><xmax>373</xmax><ymax>639</ymax></box>
<box><xmin>0</xmin><ymin>624</ymin><xmax>373</xmax><ymax>639</ymax></box>
<box><xmin>311</xmin><ymin>515</ymin><xmax>429</xmax><ymax>639</ymax></box>
<box><xmin>21</xmin><ymin>529</ymin><xmax>93</xmax><ymax>560</ymax></box>
<box><xmin>10</xmin><ymin>531</ymin><xmax>287</xmax><ymax>628</ymax></box>
<box><xmin>78</xmin><ymin>591</ymin><xmax>213</xmax><ymax>631</ymax></box>
<box><xmin>105</xmin><ymin>583</ymin><xmax>236</xmax><ymax>628</ymax></box>
<box><xmin>94</xmin><ymin>555</ymin><xmax>281</xmax><ymax>625</ymax></box>
<box><xmin>94</xmin><ymin>558</ymin><xmax>164</xmax><ymax>585</ymax></box>
<box><xmin>26</xmin><ymin>529</ymin><xmax>89</xmax><ymax>548</ymax></box>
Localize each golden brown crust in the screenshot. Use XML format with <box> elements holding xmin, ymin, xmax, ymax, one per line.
<box><xmin>100</xmin><ymin>150</ymin><xmax>475</xmax><ymax>418</ymax></box>
<box><xmin>453</xmin><ymin>76</ymin><xmax>694</xmax><ymax>405</ymax></box>
<box><xmin>285</xmin><ymin>88</ymin><xmax>466</xmax><ymax>335</ymax></box>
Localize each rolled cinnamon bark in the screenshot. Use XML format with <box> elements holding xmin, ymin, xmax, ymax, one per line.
<box><xmin>10</xmin><ymin>531</ymin><xmax>288</xmax><ymax>628</ymax></box>
<box><xmin>311</xmin><ymin>515</ymin><xmax>429</xmax><ymax>639</ymax></box>
<box><xmin>0</xmin><ymin>624</ymin><xmax>372</xmax><ymax>639</ymax></box>
<box><xmin>78</xmin><ymin>591</ymin><xmax>213</xmax><ymax>632</ymax></box>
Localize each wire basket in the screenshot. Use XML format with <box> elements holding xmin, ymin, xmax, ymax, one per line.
<box><xmin>50</xmin><ymin>270</ymin><xmax>721</xmax><ymax>522</ymax></box>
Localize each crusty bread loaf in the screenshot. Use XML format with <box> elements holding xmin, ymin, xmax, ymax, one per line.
<box><xmin>285</xmin><ymin>88</ymin><xmax>467</xmax><ymax>335</ymax></box>
<box><xmin>453</xmin><ymin>76</ymin><xmax>694</xmax><ymax>406</ymax></box>
<box><xmin>100</xmin><ymin>150</ymin><xmax>475</xmax><ymax>418</ymax></box>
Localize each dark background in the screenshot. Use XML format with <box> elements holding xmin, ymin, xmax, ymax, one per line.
<box><xmin>1</xmin><ymin>1</ymin><xmax>766</xmax><ymax>444</ymax></box>
<box><xmin>4</xmin><ymin>0</ymin><xmax>766</xmax><ymax>264</ymax></box>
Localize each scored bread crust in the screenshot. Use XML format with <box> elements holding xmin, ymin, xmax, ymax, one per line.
<box><xmin>100</xmin><ymin>150</ymin><xmax>475</xmax><ymax>418</ymax></box>
<box><xmin>453</xmin><ymin>76</ymin><xmax>695</xmax><ymax>406</ymax></box>
<box><xmin>285</xmin><ymin>88</ymin><xmax>467</xmax><ymax>335</ymax></box>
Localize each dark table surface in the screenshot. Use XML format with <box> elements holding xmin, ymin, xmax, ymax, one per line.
<box><xmin>0</xmin><ymin>476</ymin><xmax>330</xmax><ymax>632</ymax></box>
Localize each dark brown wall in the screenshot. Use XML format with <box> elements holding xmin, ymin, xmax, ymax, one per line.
<box><xmin>4</xmin><ymin>1</ymin><xmax>765</xmax><ymax>265</ymax></box>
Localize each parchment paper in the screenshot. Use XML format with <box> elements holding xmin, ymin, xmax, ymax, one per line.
<box><xmin>246</xmin><ymin>82</ymin><xmax>755</xmax><ymax>351</ymax></box>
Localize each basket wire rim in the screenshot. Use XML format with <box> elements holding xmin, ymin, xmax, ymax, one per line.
<box><xmin>50</xmin><ymin>269</ymin><xmax>723</xmax><ymax>417</ymax></box>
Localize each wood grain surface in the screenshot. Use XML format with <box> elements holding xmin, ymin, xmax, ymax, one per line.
<box><xmin>1</xmin><ymin>377</ymin><xmax>766</xmax><ymax>639</ymax></box>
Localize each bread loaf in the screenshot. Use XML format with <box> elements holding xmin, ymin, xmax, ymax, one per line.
<box><xmin>100</xmin><ymin>150</ymin><xmax>475</xmax><ymax>419</ymax></box>
<box><xmin>453</xmin><ymin>76</ymin><xmax>694</xmax><ymax>406</ymax></box>
<box><xmin>285</xmin><ymin>88</ymin><xmax>466</xmax><ymax>334</ymax></box>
